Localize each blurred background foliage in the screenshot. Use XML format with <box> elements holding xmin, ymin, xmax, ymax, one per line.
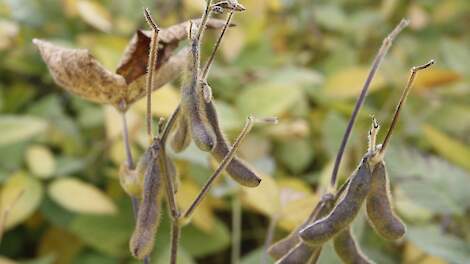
<box><xmin>0</xmin><ymin>0</ymin><xmax>469</xmax><ymax>263</ymax></box>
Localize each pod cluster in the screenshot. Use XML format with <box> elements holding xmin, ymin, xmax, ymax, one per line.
<box><xmin>269</xmin><ymin>137</ymin><xmax>405</xmax><ymax>264</ymax></box>
<box><xmin>168</xmin><ymin>2</ymin><xmax>261</xmax><ymax>188</ymax></box>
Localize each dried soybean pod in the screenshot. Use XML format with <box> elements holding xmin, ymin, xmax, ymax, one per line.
<box><xmin>366</xmin><ymin>160</ymin><xmax>406</xmax><ymax>240</ymax></box>
<box><xmin>204</xmin><ymin>99</ymin><xmax>261</xmax><ymax>187</ymax></box>
<box><xmin>170</xmin><ymin>113</ymin><xmax>192</xmax><ymax>152</ymax></box>
<box><xmin>268</xmin><ymin>193</ymin><xmax>335</xmax><ymax>260</ymax></box>
<box><xmin>129</xmin><ymin>146</ymin><xmax>163</xmax><ymax>259</ymax></box>
<box><xmin>333</xmin><ymin>228</ymin><xmax>373</xmax><ymax>264</ymax></box>
<box><xmin>179</xmin><ymin>19</ymin><xmax>216</xmax><ymax>152</ymax></box>
<box><xmin>300</xmin><ymin>158</ymin><xmax>372</xmax><ymax>246</ymax></box>
<box><xmin>269</xmin><ymin>230</ymin><xmax>302</xmax><ymax>260</ymax></box>
<box><xmin>276</xmin><ymin>242</ymin><xmax>320</xmax><ymax>264</ymax></box>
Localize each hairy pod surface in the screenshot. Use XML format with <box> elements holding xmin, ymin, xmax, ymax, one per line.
<box><xmin>180</xmin><ymin>42</ymin><xmax>216</xmax><ymax>152</ymax></box>
<box><xmin>269</xmin><ymin>231</ymin><xmax>301</xmax><ymax>260</ymax></box>
<box><xmin>366</xmin><ymin>161</ymin><xmax>406</xmax><ymax>240</ymax></box>
<box><xmin>204</xmin><ymin>99</ymin><xmax>261</xmax><ymax>187</ymax></box>
<box><xmin>276</xmin><ymin>242</ymin><xmax>319</xmax><ymax>264</ymax></box>
<box><xmin>170</xmin><ymin>113</ymin><xmax>192</xmax><ymax>153</ymax></box>
<box><xmin>300</xmin><ymin>158</ymin><xmax>372</xmax><ymax>245</ymax></box>
<box><xmin>269</xmin><ymin>194</ymin><xmax>335</xmax><ymax>260</ymax></box>
<box><xmin>129</xmin><ymin>149</ymin><xmax>162</xmax><ymax>259</ymax></box>
<box><xmin>333</xmin><ymin>228</ymin><xmax>373</xmax><ymax>264</ymax></box>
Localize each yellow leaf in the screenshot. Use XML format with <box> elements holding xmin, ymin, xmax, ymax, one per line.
<box><xmin>176</xmin><ymin>180</ymin><xmax>214</xmax><ymax>233</ymax></box>
<box><xmin>422</xmin><ymin>125</ymin><xmax>470</xmax><ymax>172</ymax></box>
<box><xmin>77</xmin><ymin>0</ymin><xmax>112</xmax><ymax>32</ymax></box>
<box><xmin>26</xmin><ymin>145</ymin><xmax>56</xmax><ymax>179</ymax></box>
<box><xmin>413</xmin><ymin>68</ymin><xmax>461</xmax><ymax>92</ymax></box>
<box><xmin>404</xmin><ymin>242</ymin><xmax>448</xmax><ymax>264</ymax></box>
<box><xmin>133</xmin><ymin>84</ymin><xmax>180</xmax><ymax>117</ymax></box>
<box><xmin>0</xmin><ymin>256</ymin><xmax>17</xmax><ymax>264</ymax></box>
<box><xmin>324</xmin><ymin>66</ymin><xmax>385</xmax><ymax>98</ymax></box>
<box><xmin>277</xmin><ymin>178</ymin><xmax>312</xmax><ymax>196</ymax></box>
<box><xmin>48</xmin><ymin>178</ymin><xmax>117</xmax><ymax>214</ymax></box>
<box><xmin>276</xmin><ymin>178</ymin><xmax>318</xmax><ymax>231</ymax></box>
<box><xmin>221</xmin><ymin>26</ymin><xmax>245</xmax><ymax>62</ymax></box>
<box><xmin>241</xmin><ymin>174</ymin><xmax>279</xmax><ymax>216</ymax></box>
<box><xmin>0</xmin><ymin>172</ymin><xmax>43</xmax><ymax>230</ymax></box>
<box><xmin>278</xmin><ymin>193</ymin><xmax>319</xmax><ymax>231</ymax></box>
<box><xmin>104</xmin><ymin>105</ymin><xmax>140</xmax><ymax>141</ymax></box>
<box><xmin>38</xmin><ymin>227</ymin><xmax>82</xmax><ymax>264</ymax></box>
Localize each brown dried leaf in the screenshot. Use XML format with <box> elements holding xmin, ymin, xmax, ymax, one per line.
<box><xmin>33</xmin><ymin>39</ymin><xmax>127</xmax><ymax>105</ymax></box>
<box><xmin>125</xmin><ymin>47</ymin><xmax>190</xmax><ymax>106</ymax></box>
<box><xmin>116</xmin><ymin>18</ymin><xmax>235</xmax><ymax>84</ymax></box>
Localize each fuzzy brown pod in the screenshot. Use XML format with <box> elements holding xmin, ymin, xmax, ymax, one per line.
<box><xmin>333</xmin><ymin>228</ymin><xmax>373</xmax><ymax>264</ymax></box>
<box><xmin>299</xmin><ymin>158</ymin><xmax>372</xmax><ymax>245</ymax></box>
<box><xmin>170</xmin><ymin>113</ymin><xmax>192</xmax><ymax>152</ymax></box>
<box><xmin>129</xmin><ymin>143</ymin><xmax>163</xmax><ymax>259</ymax></box>
<box><xmin>276</xmin><ymin>242</ymin><xmax>320</xmax><ymax>264</ymax></box>
<box><xmin>204</xmin><ymin>100</ymin><xmax>262</xmax><ymax>187</ymax></box>
<box><xmin>268</xmin><ymin>193</ymin><xmax>335</xmax><ymax>260</ymax></box>
<box><xmin>366</xmin><ymin>160</ymin><xmax>406</xmax><ymax>240</ymax></box>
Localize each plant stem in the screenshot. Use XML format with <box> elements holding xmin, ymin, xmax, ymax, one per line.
<box><xmin>231</xmin><ymin>193</ymin><xmax>241</xmax><ymax>264</ymax></box>
<box><xmin>170</xmin><ymin>220</ymin><xmax>181</xmax><ymax>264</ymax></box>
<box><xmin>144</xmin><ymin>8</ymin><xmax>161</xmax><ymax>143</ymax></box>
<box><xmin>121</xmin><ymin>112</ymin><xmax>150</xmax><ymax>264</ymax></box>
<box><xmin>183</xmin><ymin>116</ymin><xmax>261</xmax><ymax>219</ymax></box>
<box><xmin>379</xmin><ymin>59</ymin><xmax>434</xmax><ymax>155</ymax></box>
<box><xmin>202</xmin><ymin>11</ymin><xmax>234</xmax><ymax>80</ymax></box>
<box><xmin>329</xmin><ymin>19</ymin><xmax>409</xmax><ymax>189</ymax></box>
<box><xmin>157</xmin><ymin>146</ymin><xmax>180</xmax><ymax>264</ymax></box>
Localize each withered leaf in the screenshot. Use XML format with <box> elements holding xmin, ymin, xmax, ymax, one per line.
<box><xmin>34</xmin><ymin>18</ymin><xmax>233</xmax><ymax>112</ymax></box>
<box><xmin>33</xmin><ymin>38</ymin><xmax>128</xmax><ymax>106</ymax></box>
<box><xmin>116</xmin><ymin>18</ymin><xmax>235</xmax><ymax>85</ymax></box>
<box><xmin>125</xmin><ymin>47</ymin><xmax>190</xmax><ymax>107</ymax></box>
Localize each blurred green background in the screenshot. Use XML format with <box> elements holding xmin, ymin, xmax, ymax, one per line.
<box><xmin>0</xmin><ymin>0</ymin><xmax>469</xmax><ymax>263</ymax></box>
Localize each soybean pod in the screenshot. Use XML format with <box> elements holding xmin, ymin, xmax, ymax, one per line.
<box><xmin>276</xmin><ymin>242</ymin><xmax>320</xmax><ymax>264</ymax></box>
<box><xmin>366</xmin><ymin>160</ymin><xmax>406</xmax><ymax>240</ymax></box>
<box><xmin>129</xmin><ymin>145</ymin><xmax>163</xmax><ymax>259</ymax></box>
<box><xmin>204</xmin><ymin>99</ymin><xmax>261</xmax><ymax>187</ymax></box>
<box><xmin>170</xmin><ymin>112</ymin><xmax>192</xmax><ymax>153</ymax></box>
<box><xmin>179</xmin><ymin>21</ymin><xmax>216</xmax><ymax>152</ymax></box>
<box><xmin>333</xmin><ymin>228</ymin><xmax>373</xmax><ymax>264</ymax></box>
<box><xmin>269</xmin><ymin>193</ymin><xmax>335</xmax><ymax>260</ymax></box>
<box><xmin>299</xmin><ymin>158</ymin><xmax>372</xmax><ymax>245</ymax></box>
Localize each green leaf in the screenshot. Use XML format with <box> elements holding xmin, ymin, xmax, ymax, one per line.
<box><xmin>155</xmin><ymin>245</ymin><xmax>195</xmax><ymax>264</ymax></box>
<box><xmin>0</xmin><ymin>171</ymin><xmax>43</xmax><ymax>230</ymax></box>
<box><xmin>386</xmin><ymin>146</ymin><xmax>470</xmax><ymax>215</ymax></box>
<box><xmin>0</xmin><ymin>172</ymin><xmax>43</xmax><ymax>229</ymax></box>
<box><xmin>407</xmin><ymin>226</ymin><xmax>470</xmax><ymax>264</ymax></box>
<box><xmin>236</xmin><ymin>82</ymin><xmax>302</xmax><ymax>117</ymax></box>
<box><xmin>48</xmin><ymin>178</ymin><xmax>117</xmax><ymax>214</ymax></box>
<box><xmin>68</xmin><ymin>200</ymin><xmax>133</xmax><ymax>257</ymax></box>
<box><xmin>0</xmin><ymin>115</ymin><xmax>47</xmax><ymax>146</ymax></box>
<box><xmin>180</xmin><ymin>218</ymin><xmax>230</xmax><ymax>257</ymax></box>
<box><xmin>240</xmin><ymin>247</ymin><xmax>274</xmax><ymax>264</ymax></box>
<box><xmin>276</xmin><ymin>138</ymin><xmax>314</xmax><ymax>174</ymax></box>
